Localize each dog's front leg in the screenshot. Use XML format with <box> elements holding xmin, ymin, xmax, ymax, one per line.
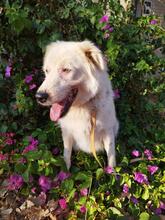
<box><xmin>62</xmin><ymin>130</ymin><xmax>73</xmax><ymax>170</ymax></box>
<box><xmin>103</xmin><ymin>129</ymin><xmax>116</xmax><ymax>167</ymax></box>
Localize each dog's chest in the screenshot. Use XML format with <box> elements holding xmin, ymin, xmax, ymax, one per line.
<box><xmin>59</xmin><ymin>107</ymin><xmax>104</xmax><ymax>153</ymax></box>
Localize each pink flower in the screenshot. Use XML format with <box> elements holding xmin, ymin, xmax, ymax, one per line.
<box><xmin>147</xmin><ymin>165</ymin><xmax>158</xmax><ymax>175</ymax></box>
<box><xmin>5</xmin><ymin>138</ymin><xmax>14</xmax><ymax>145</ymax></box>
<box><xmin>104</xmin><ymin>166</ymin><xmax>114</xmax><ymax>174</ymax></box>
<box><xmin>31</xmin><ymin>187</ymin><xmax>36</xmax><ymax>193</ymax></box>
<box><xmin>80</xmin><ymin>205</ymin><xmax>86</xmax><ymax>213</ymax></box>
<box><xmin>38</xmin><ymin>175</ymin><xmax>51</xmax><ymax>192</ymax></box>
<box><xmin>134</xmin><ymin>172</ymin><xmax>148</xmax><ymax>184</ymax></box>
<box><xmin>113</xmin><ymin>89</ymin><xmax>120</xmax><ymax>99</ymax></box>
<box><xmin>5</xmin><ymin>65</ymin><xmax>12</xmax><ymax>78</ymax></box>
<box><xmin>22</xmin><ymin>137</ymin><xmax>38</xmax><ymax>154</ymax></box>
<box><xmin>103</xmin><ymin>32</ymin><xmax>110</xmax><ymax>39</ymax></box>
<box><xmin>80</xmin><ymin>188</ymin><xmax>88</xmax><ymax>196</ymax></box>
<box><xmin>0</xmin><ymin>153</ymin><xmax>8</xmax><ymax>161</ymax></box>
<box><xmin>24</xmin><ymin>74</ymin><xmax>33</xmax><ymax>84</ymax></box>
<box><xmin>131</xmin><ymin>150</ymin><xmax>140</xmax><ymax>157</ymax></box>
<box><xmin>102</xmin><ymin>24</ymin><xmax>111</xmax><ymax>30</ymax></box>
<box><xmin>7</xmin><ymin>174</ymin><xmax>24</xmax><ymax>190</ymax></box>
<box><xmin>29</xmin><ymin>83</ymin><xmax>36</xmax><ymax>90</ymax></box>
<box><xmin>99</xmin><ymin>15</ymin><xmax>109</xmax><ymax>23</ymax></box>
<box><xmin>109</xmin><ymin>27</ymin><xmax>114</xmax><ymax>32</ymax></box>
<box><xmin>123</xmin><ymin>184</ymin><xmax>129</xmax><ymax>194</ymax></box>
<box><xmin>144</xmin><ymin>149</ymin><xmax>153</xmax><ymax>160</ymax></box>
<box><xmin>150</xmin><ymin>19</ymin><xmax>157</xmax><ymax>25</ymax></box>
<box><xmin>57</xmin><ymin>171</ymin><xmax>70</xmax><ymax>181</ymax></box>
<box><xmin>59</xmin><ymin>198</ymin><xmax>67</xmax><ymax>209</ymax></box>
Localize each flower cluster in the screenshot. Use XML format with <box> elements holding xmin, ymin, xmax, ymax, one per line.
<box><xmin>99</xmin><ymin>15</ymin><xmax>113</xmax><ymax>39</ymax></box>
<box><xmin>57</xmin><ymin>171</ymin><xmax>71</xmax><ymax>182</ymax></box>
<box><xmin>144</xmin><ymin>149</ymin><xmax>153</xmax><ymax>160</ymax></box>
<box><xmin>150</xmin><ymin>19</ymin><xmax>157</xmax><ymax>25</ymax></box>
<box><xmin>104</xmin><ymin>166</ymin><xmax>114</xmax><ymax>174</ymax></box>
<box><xmin>24</xmin><ymin>73</ymin><xmax>36</xmax><ymax>91</ymax></box>
<box><xmin>7</xmin><ymin>174</ymin><xmax>24</xmax><ymax>190</ymax></box>
<box><xmin>38</xmin><ymin>175</ymin><xmax>52</xmax><ymax>192</ymax></box>
<box><xmin>134</xmin><ymin>172</ymin><xmax>148</xmax><ymax>184</ymax></box>
<box><xmin>5</xmin><ymin>65</ymin><xmax>12</xmax><ymax>78</ymax></box>
<box><xmin>22</xmin><ymin>136</ymin><xmax>38</xmax><ymax>154</ymax></box>
<box><xmin>147</xmin><ymin>165</ymin><xmax>158</xmax><ymax>175</ymax></box>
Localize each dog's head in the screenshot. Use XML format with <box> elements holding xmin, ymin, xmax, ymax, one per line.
<box><xmin>36</xmin><ymin>40</ymin><xmax>106</xmax><ymax>121</ymax></box>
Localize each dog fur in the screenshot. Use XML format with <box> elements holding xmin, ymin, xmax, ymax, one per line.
<box><xmin>37</xmin><ymin>40</ymin><xmax>119</xmax><ymax>169</ymax></box>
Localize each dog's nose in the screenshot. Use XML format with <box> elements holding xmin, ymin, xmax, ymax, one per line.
<box><xmin>35</xmin><ymin>92</ymin><xmax>49</xmax><ymax>103</ymax></box>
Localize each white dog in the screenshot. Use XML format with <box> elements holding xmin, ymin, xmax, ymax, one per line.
<box><xmin>36</xmin><ymin>40</ymin><xmax>119</xmax><ymax>169</ymax></box>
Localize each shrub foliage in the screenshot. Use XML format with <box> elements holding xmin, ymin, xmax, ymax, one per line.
<box><xmin>0</xmin><ymin>0</ymin><xmax>164</xmax><ymax>219</ymax></box>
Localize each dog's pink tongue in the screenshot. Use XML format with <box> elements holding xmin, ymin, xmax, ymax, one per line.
<box><xmin>50</xmin><ymin>103</ymin><xmax>63</xmax><ymax>122</ymax></box>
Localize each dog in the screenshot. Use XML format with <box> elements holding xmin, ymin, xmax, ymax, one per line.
<box><xmin>36</xmin><ymin>40</ymin><xmax>119</xmax><ymax>169</ymax></box>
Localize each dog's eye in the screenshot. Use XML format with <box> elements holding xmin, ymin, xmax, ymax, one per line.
<box><xmin>62</xmin><ymin>68</ymin><xmax>71</xmax><ymax>73</ymax></box>
<box><xmin>45</xmin><ymin>69</ymin><xmax>49</xmax><ymax>74</ymax></box>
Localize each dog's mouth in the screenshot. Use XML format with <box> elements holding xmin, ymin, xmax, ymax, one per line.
<box><xmin>50</xmin><ymin>88</ymin><xmax>78</xmax><ymax>122</ymax></box>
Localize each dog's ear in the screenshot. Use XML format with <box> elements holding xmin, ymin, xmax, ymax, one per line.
<box><xmin>80</xmin><ymin>41</ymin><xmax>106</xmax><ymax>71</ymax></box>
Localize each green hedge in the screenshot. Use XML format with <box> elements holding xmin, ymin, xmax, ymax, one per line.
<box><xmin>0</xmin><ymin>0</ymin><xmax>164</xmax><ymax>219</ymax></box>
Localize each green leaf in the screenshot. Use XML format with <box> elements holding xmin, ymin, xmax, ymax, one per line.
<box><xmin>61</xmin><ymin>179</ymin><xmax>74</xmax><ymax>193</ymax></box>
<box><xmin>142</xmin><ymin>187</ymin><xmax>149</xmax><ymax>200</ymax></box>
<box><xmin>139</xmin><ymin>212</ymin><xmax>150</xmax><ymax>220</ymax></box>
<box><xmin>96</xmin><ymin>168</ymin><xmax>104</xmax><ymax>180</ymax></box>
<box><xmin>150</xmin><ymin>215</ymin><xmax>161</xmax><ymax>220</ymax></box>
<box><xmin>109</xmin><ymin>207</ymin><xmax>123</xmax><ymax>216</ymax></box>
<box><xmin>25</xmin><ymin>150</ymin><xmax>42</xmax><ymax>161</ymax></box>
<box><xmin>14</xmin><ymin>163</ymin><xmax>26</xmax><ymax>173</ymax></box>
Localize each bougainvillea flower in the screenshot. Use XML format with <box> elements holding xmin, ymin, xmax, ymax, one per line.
<box><xmin>24</xmin><ymin>74</ymin><xmax>33</xmax><ymax>84</ymax></box>
<box><xmin>22</xmin><ymin>137</ymin><xmax>38</xmax><ymax>154</ymax></box>
<box><xmin>52</xmin><ymin>147</ymin><xmax>60</xmax><ymax>155</ymax></box>
<box><xmin>5</xmin><ymin>65</ymin><xmax>12</xmax><ymax>78</ymax></box>
<box><xmin>113</xmin><ymin>89</ymin><xmax>120</xmax><ymax>99</ymax></box>
<box><xmin>102</xmin><ymin>24</ymin><xmax>111</xmax><ymax>30</ymax></box>
<box><xmin>147</xmin><ymin>165</ymin><xmax>158</xmax><ymax>175</ymax></box>
<box><xmin>59</xmin><ymin>198</ymin><xmax>67</xmax><ymax>209</ymax></box>
<box><xmin>57</xmin><ymin>171</ymin><xmax>71</xmax><ymax>181</ymax></box>
<box><xmin>29</xmin><ymin>83</ymin><xmax>37</xmax><ymax>90</ymax></box>
<box><xmin>130</xmin><ymin>196</ymin><xmax>138</xmax><ymax>204</ymax></box>
<box><xmin>134</xmin><ymin>172</ymin><xmax>148</xmax><ymax>184</ymax></box>
<box><xmin>80</xmin><ymin>205</ymin><xmax>87</xmax><ymax>213</ymax></box>
<box><xmin>123</xmin><ymin>184</ymin><xmax>129</xmax><ymax>194</ymax></box>
<box><xmin>104</xmin><ymin>166</ymin><xmax>114</xmax><ymax>174</ymax></box>
<box><xmin>154</xmin><ymin>208</ymin><xmax>162</xmax><ymax>215</ymax></box>
<box><xmin>0</xmin><ymin>153</ymin><xmax>8</xmax><ymax>161</ymax></box>
<box><xmin>99</xmin><ymin>15</ymin><xmax>109</xmax><ymax>23</ymax></box>
<box><xmin>5</xmin><ymin>138</ymin><xmax>14</xmax><ymax>145</ymax></box>
<box><xmin>38</xmin><ymin>175</ymin><xmax>51</xmax><ymax>192</ymax></box>
<box><xmin>7</xmin><ymin>174</ymin><xmax>24</xmax><ymax>190</ymax></box>
<box><xmin>31</xmin><ymin>187</ymin><xmax>36</xmax><ymax>193</ymax></box>
<box><xmin>144</xmin><ymin>149</ymin><xmax>153</xmax><ymax>160</ymax></box>
<box><xmin>150</xmin><ymin>19</ymin><xmax>157</xmax><ymax>25</ymax></box>
<box><xmin>80</xmin><ymin>188</ymin><xmax>88</xmax><ymax>196</ymax></box>
<box><xmin>131</xmin><ymin>150</ymin><xmax>140</xmax><ymax>157</ymax></box>
<box><xmin>159</xmin><ymin>201</ymin><xmax>165</xmax><ymax>210</ymax></box>
<box><xmin>109</xmin><ymin>27</ymin><xmax>114</xmax><ymax>32</ymax></box>
<box><xmin>103</xmin><ymin>32</ymin><xmax>110</xmax><ymax>39</ymax></box>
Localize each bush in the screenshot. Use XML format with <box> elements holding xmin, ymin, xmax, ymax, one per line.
<box><xmin>0</xmin><ymin>0</ymin><xmax>164</xmax><ymax>219</ymax></box>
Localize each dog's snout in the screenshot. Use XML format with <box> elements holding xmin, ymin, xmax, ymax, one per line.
<box><xmin>35</xmin><ymin>92</ymin><xmax>49</xmax><ymax>103</ymax></box>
